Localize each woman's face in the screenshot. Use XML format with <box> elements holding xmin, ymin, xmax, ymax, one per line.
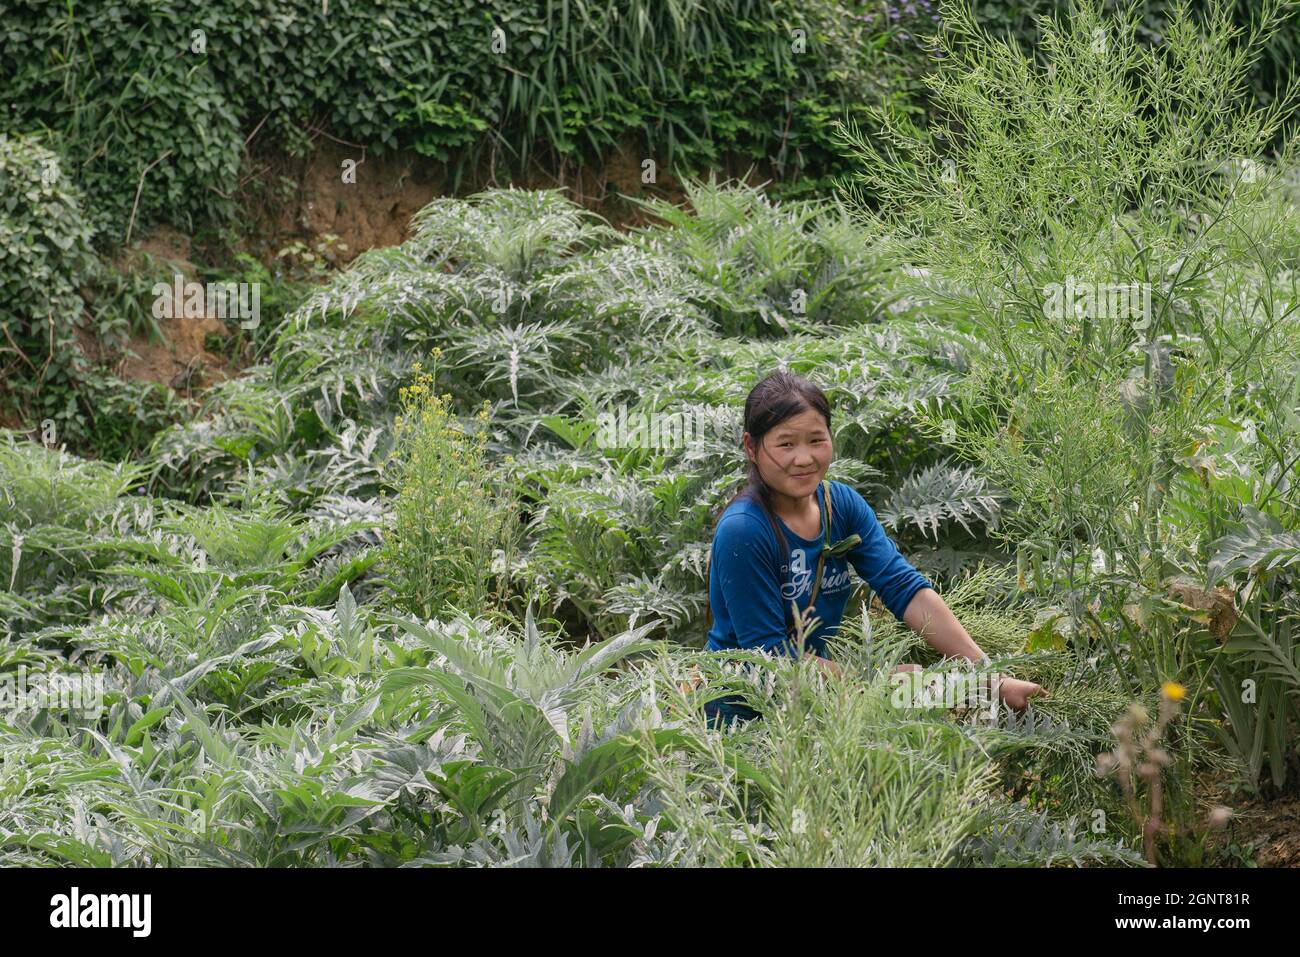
<box><xmin>744</xmin><ymin>407</ymin><xmax>833</xmax><ymax>500</ymax></box>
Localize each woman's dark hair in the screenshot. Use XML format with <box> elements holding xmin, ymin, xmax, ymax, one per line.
<box><xmin>704</xmin><ymin>369</ymin><xmax>833</xmax><ymax>636</ymax></box>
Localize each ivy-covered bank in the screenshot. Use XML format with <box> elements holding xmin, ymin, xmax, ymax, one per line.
<box><xmin>0</xmin><ymin>0</ymin><xmax>927</xmax><ymax>245</ymax></box>
<box><xmin>3</xmin><ymin>1</ymin><xmax>1292</xmax><ymax>247</ymax></box>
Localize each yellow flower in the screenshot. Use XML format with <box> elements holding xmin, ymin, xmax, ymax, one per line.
<box><xmin>1161</xmin><ymin>681</ymin><xmax>1186</xmax><ymax>702</ymax></box>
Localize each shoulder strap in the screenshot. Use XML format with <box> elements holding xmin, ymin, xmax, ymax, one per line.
<box><xmin>803</xmin><ymin>480</ymin><xmax>833</xmax><ymax>612</ymax></box>
<box><xmin>788</xmin><ymin>481</ymin><xmax>834</xmax><ymax>645</ymax></box>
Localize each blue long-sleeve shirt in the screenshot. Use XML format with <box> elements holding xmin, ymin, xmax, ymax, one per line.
<box><xmin>705</xmin><ymin>480</ymin><xmax>933</xmax><ymax>659</ymax></box>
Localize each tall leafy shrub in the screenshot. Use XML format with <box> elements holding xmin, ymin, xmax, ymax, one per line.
<box><xmin>838</xmin><ymin>0</ymin><xmax>1300</xmax><ymax>800</ymax></box>
<box><xmin>382</xmin><ymin>362</ymin><xmax>520</xmax><ymax>620</ymax></box>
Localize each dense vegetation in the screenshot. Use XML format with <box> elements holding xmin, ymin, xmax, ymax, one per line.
<box><xmin>2</xmin><ymin>0</ymin><xmax>1299</xmax><ymax>867</ymax></box>
<box><xmin>0</xmin><ymin>181</ymin><xmax>1150</xmax><ymax>865</ymax></box>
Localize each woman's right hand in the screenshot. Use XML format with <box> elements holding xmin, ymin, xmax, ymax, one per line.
<box><xmin>999</xmin><ymin>676</ymin><xmax>1046</xmax><ymax>711</ymax></box>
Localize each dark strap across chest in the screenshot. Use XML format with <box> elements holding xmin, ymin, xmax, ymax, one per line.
<box><xmin>791</xmin><ymin>479</ymin><xmax>834</xmax><ymax>635</ymax></box>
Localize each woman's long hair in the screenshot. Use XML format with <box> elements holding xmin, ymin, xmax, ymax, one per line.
<box><xmin>705</xmin><ymin>370</ymin><xmax>833</xmax><ymax>634</ymax></box>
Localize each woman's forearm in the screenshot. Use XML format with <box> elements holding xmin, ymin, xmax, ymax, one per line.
<box><xmin>901</xmin><ymin>587</ymin><xmax>985</xmax><ymax>662</ymax></box>
<box><xmin>900</xmin><ymin>587</ymin><xmax>1047</xmax><ymax>710</ymax></box>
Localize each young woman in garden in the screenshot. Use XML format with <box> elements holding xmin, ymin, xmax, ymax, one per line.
<box><xmin>704</xmin><ymin>370</ymin><xmax>1045</xmax><ymax>728</ymax></box>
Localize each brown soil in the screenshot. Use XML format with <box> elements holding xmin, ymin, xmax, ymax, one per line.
<box><xmin>115</xmin><ymin>316</ymin><xmax>233</xmax><ymax>396</ymax></box>
<box><xmin>91</xmin><ymin>134</ymin><xmax>774</xmax><ymax>394</ymax></box>
<box><xmin>1231</xmin><ymin>795</ymin><xmax>1300</xmax><ymax>866</ymax></box>
<box><xmin>264</xmin><ymin>140</ymin><xmax>440</xmax><ymax>260</ymax></box>
<box><xmin>91</xmin><ymin>226</ymin><xmax>238</xmax><ymax>394</ymax></box>
<box><xmin>236</xmin><ymin>132</ymin><xmax>762</xmax><ymax>266</ymax></box>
